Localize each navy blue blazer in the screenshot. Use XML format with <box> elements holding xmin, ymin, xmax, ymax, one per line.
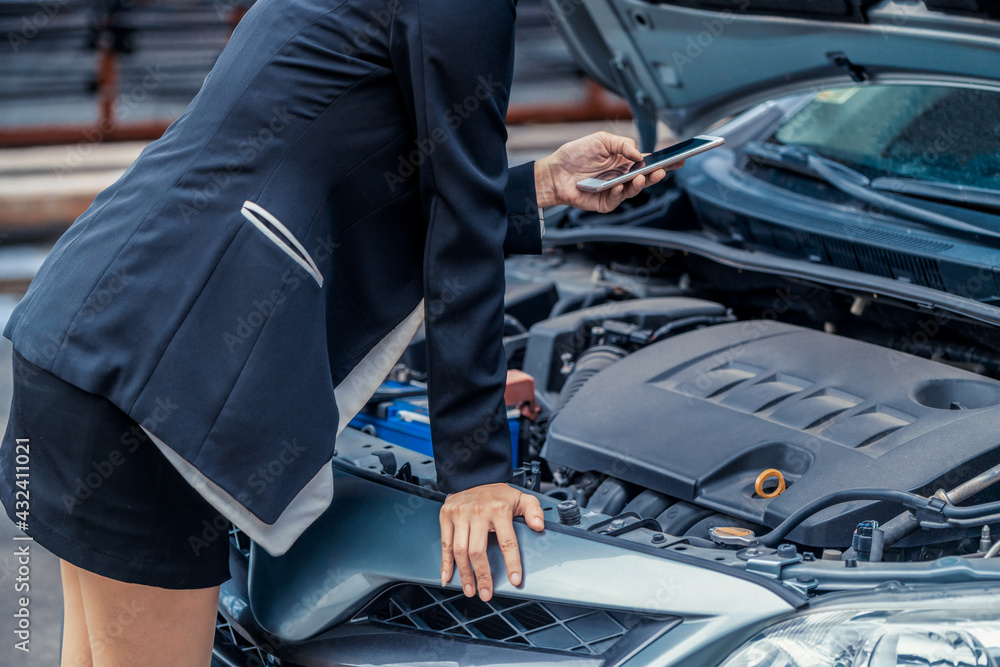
<box><xmin>4</xmin><ymin>0</ymin><xmax>542</xmax><ymax>554</ymax></box>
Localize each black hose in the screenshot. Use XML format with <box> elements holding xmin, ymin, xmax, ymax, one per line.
<box><xmin>938</xmin><ymin>499</ymin><xmax>1000</xmax><ymax>519</ymax></box>
<box><xmin>921</xmin><ymin>513</ymin><xmax>1000</xmax><ymax>529</ymax></box>
<box><xmin>758</xmin><ymin>489</ymin><xmax>923</xmax><ymax>547</ymax></box>
<box><xmin>758</xmin><ymin>488</ymin><xmax>1000</xmax><ymax>547</ymax></box>
<box><xmin>552</xmin><ymin>345</ymin><xmax>627</xmax><ymax>416</ymax></box>
<box><xmin>883</xmin><ymin>462</ymin><xmax>1000</xmax><ymax>547</ymax></box>
<box><xmin>649</xmin><ymin>313</ymin><xmax>736</xmax><ymax>342</ymax></box>
<box><xmin>504</xmin><ymin>314</ymin><xmax>527</xmax><ymax>335</ymax></box>
<box><xmin>880</xmin><ymin>511</ymin><xmax>920</xmax><ymax>547</ymax></box>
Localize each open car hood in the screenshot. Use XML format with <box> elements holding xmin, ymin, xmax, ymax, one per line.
<box><xmin>544</xmin><ymin>0</ymin><xmax>1000</xmax><ymax>145</ymax></box>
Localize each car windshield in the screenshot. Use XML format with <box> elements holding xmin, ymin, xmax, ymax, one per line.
<box><xmin>773</xmin><ymin>85</ymin><xmax>1000</xmax><ymax>191</ymax></box>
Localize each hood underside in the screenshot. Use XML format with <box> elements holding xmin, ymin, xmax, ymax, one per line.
<box><xmin>544</xmin><ymin>0</ymin><xmax>1000</xmax><ymax>138</ymax></box>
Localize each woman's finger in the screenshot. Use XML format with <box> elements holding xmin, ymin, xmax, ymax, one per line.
<box><xmin>468</xmin><ymin>521</ymin><xmax>494</xmax><ymax>601</ymax></box>
<box><xmin>624</xmin><ymin>173</ymin><xmax>646</xmax><ymax>199</ymax></box>
<box><xmin>596</xmin><ymin>131</ymin><xmax>643</xmax><ymax>162</ymax></box>
<box><xmin>452</xmin><ymin>519</ymin><xmax>476</xmax><ymax>597</ymax></box>
<box><xmin>645</xmin><ymin>169</ymin><xmax>667</xmax><ymax>187</ymax></box>
<box><xmin>440</xmin><ymin>511</ymin><xmax>455</xmax><ymax>587</ymax></box>
<box><xmin>604</xmin><ymin>184</ymin><xmax>626</xmax><ymax>212</ymax></box>
<box><xmin>513</xmin><ymin>492</ymin><xmax>546</xmax><ymax>532</ymax></box>
<box><xmin>493</xmin><ymin>517</ymin><xmax>523</xmax><ymax>587</ymax></box>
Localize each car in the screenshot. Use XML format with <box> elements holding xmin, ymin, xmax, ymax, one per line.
<box><xmin>213</xmin><ymin>2</ymin><xmax>1000</xmax><ymax>665</ymax></box>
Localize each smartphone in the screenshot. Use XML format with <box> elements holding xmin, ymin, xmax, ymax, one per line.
<box><xmin>576</xmin><ymin>135</ymin><xmax>725</xmax><ymax>193</ymax></box>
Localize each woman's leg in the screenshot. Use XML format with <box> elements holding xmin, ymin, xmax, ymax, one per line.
<box><xmin>73</xmin><ymin>565</ymin><xmax>219</xmax><ymax>667</ymax></box>
<box><xmin>60</xmin><ymin>560</ymin><xmax>93</xmax><ymax>667</ymax></box>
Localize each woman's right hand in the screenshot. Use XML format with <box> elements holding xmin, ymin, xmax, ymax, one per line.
<box><xmin>439</xmin><ymin>482</ymin><xmax>545</xmax><ymax>601</ymax></box>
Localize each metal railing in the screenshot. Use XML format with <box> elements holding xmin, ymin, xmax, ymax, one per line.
<box><xmin>0</xmin><ymin>0</ymin><xmax>629</xmax><ymax>148</ymax></box>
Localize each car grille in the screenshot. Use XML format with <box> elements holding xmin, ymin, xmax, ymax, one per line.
<box><xmin>229</xmin><ymin>524</ymin><xmax>252</xmax><ymax>559</ymax></box>
<box><xmin>214</xmin><ymin>614</ymin><xmax>279</xmax><ymax>667</ymax></box>
<box><xmin>365</xmin><ymin>583</ymin><xmax>649</xmax><ymax>655</ymax></box>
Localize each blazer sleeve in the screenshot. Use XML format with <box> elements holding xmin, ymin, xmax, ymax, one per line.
<box><xmin>505</xmin><ymin>162</ymin><xmax>544</xmax><ymax>256</ymax></box>
<box><xmin>391</xmin><ymin>0</ymin><xmax>519</xmax><ymax>494</ymax></box>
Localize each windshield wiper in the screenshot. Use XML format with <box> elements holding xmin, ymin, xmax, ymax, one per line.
<box><xmin>870</xmin><ymin>176</ymin><xmax>1000</xmax><ymax>213</ymax></box>
<box><xmin>743</xmin><ymin>141</ymin><xmax>1000</xmax><ymax>242</ymax></box>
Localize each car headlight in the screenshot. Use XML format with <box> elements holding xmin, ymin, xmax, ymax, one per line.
<box><xmin>720</xmin><ymin>601</ymin><xmax>1000</xmax><ymax>667</ymax></box>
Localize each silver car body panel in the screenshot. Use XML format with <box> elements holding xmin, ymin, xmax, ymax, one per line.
<box><xmin>247</xmin><ymin>429</ymin><xmax>800</xmax><ymax>656</ymax></box>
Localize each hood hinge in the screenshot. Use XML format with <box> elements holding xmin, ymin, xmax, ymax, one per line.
<box><xmin>827</xmin><ymin>51</ymin><xmax>868</xmax><ymax>83</ymax></box>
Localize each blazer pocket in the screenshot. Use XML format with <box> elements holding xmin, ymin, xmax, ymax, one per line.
<box><xmin>240</xmin><ymin>200</ymin><xmax>324</xmax><ymax>288</ymax></box>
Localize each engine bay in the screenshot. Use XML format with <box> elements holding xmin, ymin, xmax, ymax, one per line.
<box><xmin>342</xmin><ymin>238</ymin><xmax>1000</xmax><ymax>585</ymax></box>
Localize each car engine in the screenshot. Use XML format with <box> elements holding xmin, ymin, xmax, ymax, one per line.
<box><xmin>517</xmin><ymin>295</ymin><xmax>1000</xmax><ymax>562</ymax></box>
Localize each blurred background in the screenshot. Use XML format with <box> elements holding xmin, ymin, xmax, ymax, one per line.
<box><xmin>0</xmin><ymin>0</ymin><xmax>637</xmax><ymax>237</ymax></box>
<box><xmin>0</xmin><ymin>0</ymin><xmax>640</xmax><ymax>663</ymax></box>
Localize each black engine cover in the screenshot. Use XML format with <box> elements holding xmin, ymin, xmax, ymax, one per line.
<box><xmin>543</xmin><ymin>319</ymin><xmax>1000</xmax><ymax>546</ymax></box>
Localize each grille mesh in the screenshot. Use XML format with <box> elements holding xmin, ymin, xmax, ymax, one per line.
<box><xmin>735</xmin><ymin>215</ymin><xmax>949</xmax><ymax>290</ymax></box>
<box><xmin>227</xmin><ymin>528</ymin><xmax>650</xmax><ymax>657</ymax></box>
<box><xmin>366</xmin><ymin>584</ymin><xmax>646</xmax><ymax>655</ymax></box>
<box><xmin>215</xmin><ymin>614</ymin><xmax>277</xmax><ymax>667</ymax></box>
<box><xmin>230</xmin><ymin>524</ymin><xmax>251</xmax><ymax>558</ymax></box>
<box><xmin>700</xmin><ymin>187</ymin><xmax>954</xmax><ymax>256</ymax></box>
<box><xmin>689</xmin><ymin>191</ymin><xmax>971</xmax><ymax>295</ymax></box>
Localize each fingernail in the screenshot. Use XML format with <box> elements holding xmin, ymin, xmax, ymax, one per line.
<box><xmin>480</xmin><ymin>588</ymin><xmax>490</xmax><ymax>600</ymax></box>
<box><xmin>441</xmin><ymin>571</ymin><xmax>448</xmax><ymax>587</ymax></box>
<box><xmin>464</xmin><ymin>584</ymin><xmax>474</xmax><ymax>597</ymax></box>
<box><xmin>511</xmin><ymin>572</ymin><xmax>521</xmax><ymax>586</ymax></box>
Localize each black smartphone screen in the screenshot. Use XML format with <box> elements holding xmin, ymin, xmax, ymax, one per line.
<box><xmin>625</xmin><ymin>137</ymin><xmax>713</xmax><ymax>174</ymax></box>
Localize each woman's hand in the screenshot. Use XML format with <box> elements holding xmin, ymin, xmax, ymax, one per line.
<box><xmin>534</xmin><ymin>131</ymin><xmax>685</xmax><ymax>213</ymax></box>
<box><xmin>440</xmin><ymin>482</ymin><xmax>545</xmax><ymax>601</ymax></box>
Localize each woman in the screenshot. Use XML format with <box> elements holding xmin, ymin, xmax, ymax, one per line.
<box><xmin>0</xmin><ymin>0</ymin><xmax>677</xmax><ymax>663</ymax></box>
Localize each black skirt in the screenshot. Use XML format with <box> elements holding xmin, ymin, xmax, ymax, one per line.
<box><xmin>0</xmin><ymin>347</ymin><xmax>230</xmax><ymax>589</ymax></box>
